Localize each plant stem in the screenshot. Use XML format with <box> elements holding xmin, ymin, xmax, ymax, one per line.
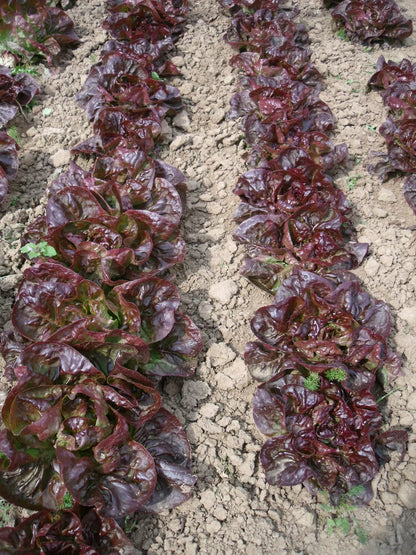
<box><xmin>376</xmin><ymin>386</ymin><xmax>404</xmax><ymax>404</ymax></box>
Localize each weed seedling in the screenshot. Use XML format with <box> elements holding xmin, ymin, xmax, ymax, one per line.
<box><xmin>151</xmin><ymin>71</ymin><xmax>164</xmax><ymax>81</ymax></box>
<box><xmin>20</xmin><ymin>241</ymin><xmax>57</xmax><ymax>259</ymax></box>
<box><xmin>10</xmin><ymin>194</ymin><xmax>22</xmax><ymax>206</ymax></box>
<box><xmin>222</xmin><ymin>455</ymin><xmax>234</xmax><ymax>478</ymax></box>
<box><xmin>304</xmin><ymin>372</ymin><xmax>321</xmax><ymax>391</ymax></box>
<box><xmin>11</xmin><ymin>64</ymin><xmax>39</xmax><ymax>77</ymax></box>
<box><xmin>321</xmin><ymin>486</ymin><xmax>368</xmax><ymax>544</ymax></box>
<box><xmin>3</xmin><ymin>229</ymin><xmax>14</xmax><ymax>242</ymax></box>
<box><xmin>7</xmin><ymin>126</ymin><xmax>21</xmax><ymax>146</ymax></box>
<box><xmin>24</xmin><ymin>97</ymin><xmax>37</xmax><ymax>112</ymax></box>
<box><xmin>324</xmin><ymin>368</ymin><xmax>347</xmax><ymax>382</ymax></box>
<box><xmin>337</xmin><ymin>28</ymin><xmax>349</xmax><ymax>41</ymax></box>
<box><xmin>366</xmin><ymin>124</ymin><xmax>377</xmax><ymax>132</ymax></box>
<box><xmin>242</xmin><ymin>6</ymin><xmax>254</xmax><ymax>14</ymax></box>
<box><xmin>124</xmin><ymin>515</ymin><xmax>138</xmax><ymax>534</ymax></box>
<box><xmin>376</xmin><ymin>386</ymin><xmax>404</xmax><ymax>404</ymax></box>
<box><xmin>58</xmin><ymin>492</ymin><xmax>73</xmax><ymax>511</ymax></box>
<box><xmin>346</xmin><ymin>174</ymin><xmax>361</xmax><ymax>191</ymax></box>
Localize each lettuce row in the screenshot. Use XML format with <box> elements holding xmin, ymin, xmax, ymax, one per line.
<box><xmin>0</xmin><ymin>0</ymin><xmax>79</xmax><ymax>204</ymax></box>
<box><xmin>0</xmin><ymin>0</ymin><xmax>202</xmax><ymax>551</ymax></box>
<box><xmin>368</xmin><ymin>56</ymin><xmax>416</xmax><ymax>216</ymax></box>
<box><xmin>0</xmin><ymin>67</ymin><xmax>40</xmax><ymax>202</ymax></box>
<box><xmin>219</xmin><ymin>0</ymin><xmax>407</xmax><ymax>506</ymax></box>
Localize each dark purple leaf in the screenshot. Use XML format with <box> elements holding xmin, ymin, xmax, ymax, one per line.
<box><xmin>57</xmin><ymin>419</ymin><xmax>157</xmax><ymax>518</ymax></box>
<box><xmin>332</xmin><ymin>0</ymin><xmax>412</xmax><ymax>43</ymax></box>
<box><xmin>403</xmin><ymin>174</ymin><xmax>416</xmax><ymax>215</ymax></box>
<box><xmin>140</xmin><ymin>313</ymin><xmax>203</xmax><ymax>379</ymax></box>
<box><xmin>135</xmin><ymin>408</ymin><xmax>196</xmax><ymax>512</ymax></box>
<box><xmin>0</xmin><ymin>133</ymin><xmax>18</xmax><ymax>179</ymax></box>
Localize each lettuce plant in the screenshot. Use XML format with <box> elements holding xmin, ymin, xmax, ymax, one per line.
<box><xmin>368</xmin><ymin>56</ymin><xmax>416</xmax><ymax>117</ymax></box>
<box><xmin>3</xmin><ymin>260</ymin><xmax>202</xmax><ymax>381</ymax></box>
<box><xmin>229</xmin><ymin>51</ymin><xmax>322</xmax><ymax>90</ymax></box>
<box><xmin>233</xmin><ymin>203</ymin><xmax>367</xmax><ymax>294</ymax></box>
<box><xmin>103</xmin><ymin>0</ymin><xmax>188</xmax><ymax>43</ymax></box>
<box><xmin>330</xmin><ymin>0</ymin><xmax>413</xmax><ymax>43</ymax></box>
<box><xmin>0</xmin><ymin>507</ymin><xmax>135</xmax><ymax>553</ymax></box>
<box><xmin>21</xmin><ymin>185</ymin><xmax>186</xmax><ymax>284</ymax></box>
<box><xmin>0</xmin><ymin>0</ymin><xmax>79</xmax><ymax>65</ymax></box>
<box><xmin>233</xmin><ymin>155</ymin><xmax>351</xmax><ymax>224</ymax></box>
<box><xmin>255</xmin><ymin>374</ymin><xmax>381</xmax><ymax>503</ymax></box>
<box><xmin>0</xmin><ymin>342</ymin><xmax>195</xmax><ymax>517</ymax></box>
<box><xmin>245</xmin><ymin>268</ymin><xmax>400</xmax><ymax>384</ymax></box>
<box><xmin>0</xmin><ymin>65</ymin><xmax>39</xmax><ymax>128</ymax></box>
<box><xmin>0</xmin><ymin>66</ymin><xmax>39</xmax><ymax>203</ymax></box>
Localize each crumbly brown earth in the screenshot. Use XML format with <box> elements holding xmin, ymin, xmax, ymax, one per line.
<box><xmin>0</xmin><ymin>0</ymin><xmax>416</xmax><ymax>553</ymax></box>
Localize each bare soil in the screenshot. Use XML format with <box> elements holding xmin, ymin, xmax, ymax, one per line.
<box><xmin>0</xmin><ymin>1</ymin><xmax>415</xmax><ymax>553</ymax></box>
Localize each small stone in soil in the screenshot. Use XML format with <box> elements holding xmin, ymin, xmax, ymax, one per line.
<box><xmin>170</xmin><ymin>134</ymin><xmax>191</xmax><ymax>151</ymax></box>
<box><xmin>49</xmin><ymin>149</ymin><xmax>70</xmax><ymax>168</ymax></box>
<box><xmin>399</xmin><ymin>306</ymin><xmax>416</xmax><ymax>331</ymax></box>
<box><xmin>206</xmin><ymin>342</ymin><xmax>236</xmax><ymax>368</ymax></box>
<box><xmin>208</xmin><ymin>279</ymin><xmax>238</xmax><ymax>304</ymax></box>
<box><xmin>397</xmin><ymin>480</ymin><xmax>416</xmax><ymax>509</ymax></box>
<box><xmin>378</xmin><ymin>188</ymin><xmax>396</xmax><ymax>203</ymax></box>
<box><xmin>173</xmin><ymin>110</ymin><xmax>191</xmax><ymax>132</ymax></box>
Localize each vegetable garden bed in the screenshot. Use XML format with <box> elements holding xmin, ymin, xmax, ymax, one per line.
<box><xmin>0</xmin><ymin>0</ymin><xmax>415</xmax><ymax>553</ymax></box>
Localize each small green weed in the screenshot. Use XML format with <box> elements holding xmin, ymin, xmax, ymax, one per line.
<box><xmin>89</xmin><ymin>53</ymin><xmax>98</xmax><ymax>63</ymax></box>
<box><xmin>346</xmin><ymin>174</ymin><xmax>361</xmax><ymax>191</ymax></box>
<box><xmin>376</xmin><ymin>386</ymin><xmax>404</xmax><ymax>404</ymax></box>
<box><xmin>305</xmin><ymin>368</ymin><xmax>348</xmax><ymax>390</ymax></box>
<box><xmin>59</xmin><ymin>491</ymin><xmax>73</xmax><ymax>511</ymax></box>
<box><xmin>366</xmin><ymin>124</ymin><xmax>377</xmax><ymax>132</ymax></box>
<box><xmin>7</xmin><ymin>126</ymin><xmax>21</xmax><ymax>146</ymax></box>
<box><xmin>321</xmin><ymin>486</ymin><xmax>368</xmax><ymax>545</ymax></box>
<box><xmin>353</xmin><ymin>155</ymin><xmax>362</xmax><ymax>164</ymax></box>
<box><xmin>10</xmin><ymin>195</ymin><xmax>22</xmax><ymax>206</ymax></box>
<box><xmin>337</xmin><ymin>28</ymin><xmax>349</xmax><ymax>41</ymax></box>
<box><xmin>242</xmin><ymin>6</ymin><xmax>254</xmax><ymax>14</ymax></box>
<box><xmin>222</xmin><ymin>455</ymin><xmax>234</xmax><ymax>478</ymax></box>
<box><xmin>324</xmin><ymin>368</ymin><xmax>347</xmax><ymax>382</ymax></box>
<box><xmin>304</xmin><ymin>372</ymin><xmax>321</xmax><ymax>391</ymax></box>
<box><xmin>151</xmin><ymin>71</ymin><xmax>164</xmax><ymax>81</ymax></box>
<box><xmin>24</xmin><ymin>97</ymin><xmax>37</xmax><ymax>112</ymax></box>
<box><xmin>11</xmin><ymin>65</ymin><xmax>39</xmax><ymax>77</ymax></box>
<box><xmin>42</xmin><ymin>107</ymin><xmax>53</xmax><ymax>117</ymax></box>
<box><xmin>124</xmin><ymin>514</ymin><xmax>138</xmax><ymax>534</ymax></box>
<box><xmin>20</xmin><ymin>241</ymin><xmax>57</xmax><ymax>260</ymax></box>
<box><xmin>3</xmin><ymin>230</ymin><xmax>14</xmax><ymax>242</ymax></box>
